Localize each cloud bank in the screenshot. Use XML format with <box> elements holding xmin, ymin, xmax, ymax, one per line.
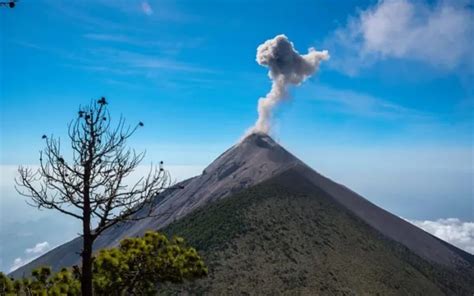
<box><xmin>25</xmin><ymin>241</ymin><xmax>50</xmax><ymax>255</ymax></box>
<box><xmin>407</xmin><ymin>218</ymin><xmax>474</xmax><ymax>254</ymax></box>
<box><xmin>9</xmin><ymin>241</ymin><xmax>51</xmax><ymax>272</ymax></box>
<box><xmin>326</xmin><ymin>0</ymin><xmax>473</xmax><ymax>75</ymax></box>
<box><xmin>249</xmin><ymin>34</ymin><xmax>329</xmax><ymax>135</ymax></box>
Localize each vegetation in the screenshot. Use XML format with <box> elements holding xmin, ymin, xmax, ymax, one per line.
<box><xmin>93</xmin><ymin>231</ymin><xmax>207</xmax><ymax>295</ymax></box>
<box><xmin>163</xmin><ymin>169</ymin><xmax>474</xmax><ymax>295</ymax></box>
<box><xmin>1</xmin><ymin>231</ymin><xmax>207</xmax><ymax>295</ymax></box>
<box><xmin>15</xmin><ymin>98</ymin><xmax>170</xmax><ymax>296</ymax></box>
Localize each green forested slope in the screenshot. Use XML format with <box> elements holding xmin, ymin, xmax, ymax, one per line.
<box><xmin>163</xmin><ymin>169</ymin><xmax>474</xmax><ymax>295</ymax></box>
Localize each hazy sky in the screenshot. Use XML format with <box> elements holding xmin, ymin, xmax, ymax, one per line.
<box><xmin>0</xmin><ymin>0</ymin><xmax>473</xmax><ymax>271</ymax></box>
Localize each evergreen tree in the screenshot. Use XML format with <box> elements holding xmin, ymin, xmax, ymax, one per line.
<box><xmin>1</xmin><ymin>231</ymin><xmax>206</xmax><ymax>295</ymax></box>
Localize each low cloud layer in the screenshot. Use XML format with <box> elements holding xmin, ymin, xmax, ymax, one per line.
<box><xmin>249</xmin><ymin>34</ymin><xmax>329</xmax><ymax>135</ymax></box>
<box><xmin>326</xmin><ymin>0</ymin><xmax>473</xmax><ymax>75</ymax></box>
<box><xmin>25</xmin><ymin>241</ymin><xmax>50</xmax><ymax>255</ymax></box>
<box><xmin>9</xmin><ymin>241</ymin><xmax>51</xmax><ymax>272</ymax></box>
<box><xmin>407</xmin><ymin>218</ymin><xmax>474</xmax><ymax>254</ymax></box>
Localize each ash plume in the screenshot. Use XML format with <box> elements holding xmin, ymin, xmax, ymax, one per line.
<box><xmin>248</xmin><ymin>35</ymin><xmax>329</xmax><ymax>135</ymax></box>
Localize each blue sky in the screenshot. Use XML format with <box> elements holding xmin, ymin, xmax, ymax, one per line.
<box><xmin>0</xmin><ymin>0</ymin><xmax>473</xmax><ymax>271</ymax></box>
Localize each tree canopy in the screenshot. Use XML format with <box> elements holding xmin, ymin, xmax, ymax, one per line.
<box><xmin>1</xmin><ymin>231</ymin><xmax>207</xmax><ymax>296</ymax></box>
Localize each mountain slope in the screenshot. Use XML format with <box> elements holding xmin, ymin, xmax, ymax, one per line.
<box><xmin>162</xmin><ymin>170</ymin><xmax>474</xmax><ymax>295</ymax></box>
<box><xmin>10</xmin><ymin>134</ymin><xmax>301</xmax><ymax>276</ymax></box>
<box><xmin>11</xmin><ymin>134</ymin><xmax>473</xmax><ymax>281</ymax></box>
<box><xmin>293</xmin><ymin>164</ymin><xmax>473</xmax><ymax>268</ymax></box>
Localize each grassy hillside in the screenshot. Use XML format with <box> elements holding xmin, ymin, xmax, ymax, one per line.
<box><xmin>162</xmin><ymin>169</ymin><xmax>474</xmax><ymax>295</ymax></box>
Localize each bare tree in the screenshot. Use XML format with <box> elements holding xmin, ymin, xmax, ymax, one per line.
<box><xmin>16</xmin><ymin>98</ymin><xmax>170</xmax><ymax>296</ymax></box>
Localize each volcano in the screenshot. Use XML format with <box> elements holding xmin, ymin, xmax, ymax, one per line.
<box><xmin>11</xmin><ymin>134</ymin><xmax>474</xmax><ymax>294</ymax></box>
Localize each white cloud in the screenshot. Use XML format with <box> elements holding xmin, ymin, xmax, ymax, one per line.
<box><xmin>9</xmin><ymin>241</ymin><xmax>51</xmax><ymax>272</ymax></box>
<box><xmin>25</xmin><ymin>241</ymin><xmax>50</xmax><ymax>255</ymax></box>
<box><xmin>141</xmin><ymin>2</ymin><xmax>153</xmax><ymax>16</ymax></box>
<box><xmin>407</xmin><ymin>218</ymin><xmax>474</xmax><ymax>254</ymax></box>
<box><xmin>10</xmin><ymin>258</ymin><xmax>28</xmax><ymax>273</ymax></box>
<box><xmin>325</xmin><ymin>0</ymin><xmax>473</xmax><ymax>75</ymax></box>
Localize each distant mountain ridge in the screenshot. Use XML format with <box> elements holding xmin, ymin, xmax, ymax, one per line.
<box><xmin>11</xmin><ymin>134</ymin><xmax>473</xmax><ymax>284</ymax></box>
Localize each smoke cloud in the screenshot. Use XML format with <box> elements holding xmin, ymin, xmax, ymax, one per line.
<box><xmin>249</xmin><ymin>35</ymin><xmax>329</xmax><ymax>135</ymax></box>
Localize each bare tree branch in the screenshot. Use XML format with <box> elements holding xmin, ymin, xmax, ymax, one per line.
<box><xmin>15</xmin><ymin>98</ymin><xmax>172</xmax><ymax>296</ymax></box>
